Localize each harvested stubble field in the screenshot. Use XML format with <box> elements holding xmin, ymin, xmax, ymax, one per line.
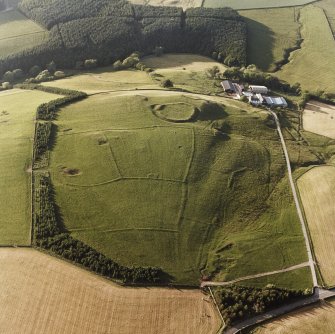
<box><xmin>297</xmin><ymin>166</ymin><xmax>335</xmax><ymax>286</ymax></box>
<box><xmin>0</xmin><ymin>248</ymin><xmax>221</xmax><ymax>334</ymax></box>
<box><xmin>303</xmin><ymin>101</ymin><xmax>335</xmax><ymax>139</ymax></box>
<box><xmin>240</xmin><ymin>7</ymin><xmax>300</xmax><ymax>71</ymax></box>
<box><xmin>47</xmin><ymin>70</ymin><xmax>308</xmax><ymax>286</ymax></box>
<box><xmin>253</xmin><ymin>299</ymin><xmax>335</xmax><ymax>334</ymax></box>
<box><xmin>203</xmin><ymin>0</ymin><xmax>315</xmax><ymax>10</ymax></box>
<box><xmin>0</xmin><ymin>10</ymin><xmax>48</xmax><ymax>58</ymax></box>
<box><xmin>277</xmin><ymin>5</ymin><xmax>335</xmax><ymax>92</ymax></box>
<box><xmin>0</xmin><ymin>89</ymin><xmax>59</xmax><ymax>245</ymax></box>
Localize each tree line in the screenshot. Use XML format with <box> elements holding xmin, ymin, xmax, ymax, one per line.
<box><xmin>214</xmin><ymin>284</ymin><xmax>309</xmax><ymax>326</ymax></box>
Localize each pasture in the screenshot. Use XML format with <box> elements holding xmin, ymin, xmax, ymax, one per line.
<box><xmin>143</xmin><ymin>54</ymin><xmax>227</xmax><ymax>94</ymax></box>
<box><xmin>42</xmin><ymin>69</ymin><xmax>155</xmax><ymax>94</ymax></box>
<box><xmin>297</xmin><ymin>166</ymin><xmax>335</xmax><ymax>286</ymax></box>
<box><xmin>203</xmin><ymin>0</ymin><xmax>316</xmax><ymax>10</ymax></box>
<box><xmin>277</xmin><ymin>5</ymin><xmax>335</xmax><ymax>93</ymax></box>
<box><xmin>254</xmin><ymin>299</ymin><xmax>335</xmax><ymax>334</ymax></box>
<box><xmin>303</xmin><ymin>100</ymin><xmax>335</xmax><ymax>139</ymax></box>
<box><xmin>0</xmin><ymin>248</ymin><xmax>221</xmax><ymax>334</ymax></box>
<box><xmin>240</xmin><ymin>7</ymin><xmax>300</xmax><ymax>71</ymax></box>
<box><xmin>0</xmin><ymin>10</ymin><xmax>48</xmax><ymax>58</ymax></box>
<box><xmin>48</xmin><ymin>83</ymin><xmax>308</xmax><ymax>285</ymax></box>
<box><xmin>0</xmin><ymin>89</ymin><xmax>59</xmax><ymax>245</ymax></box>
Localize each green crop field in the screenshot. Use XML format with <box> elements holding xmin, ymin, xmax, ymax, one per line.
<box><xmin>0</xmin><ymin>10</ymin><xmax>48</xmax><ymax>58</ymax></box>
<box><xmin>317</xmin><ymin>0</ymin><xmax>335</xmax><ymax>36</ymax></box>
<box><xmin>0</xmin><ymin>89</ymin><xmax>59</xmax><ymax>245</ymax></box>
<box><xmin>277</xmin><ymin>5</ymin><xmax>335</xmax><ymax>93</ymax></box>
<box><xmin>203</xmin><ymin>0</ymin><xmax>316</xmax><ymax>10</ymax></box>
<box><xmin>240</xmin><ymin>7</ymin><xmax>300</xmax><ymax>71</ymax></box>
<box><xmin>46</xmin><ymin>79</ymin><xmax>308</xmax><ymax>285</ymax></box>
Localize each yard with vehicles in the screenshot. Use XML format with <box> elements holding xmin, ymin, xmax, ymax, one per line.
<box><xmin>0</xmin><ymin>88</ymin><xmax>59</xmax><ymax>245</ymax></box>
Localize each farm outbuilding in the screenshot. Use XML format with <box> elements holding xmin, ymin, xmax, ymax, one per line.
<box><xmin>221</xmin><ymin>80</ymin><xmax>235</xmax><ymax>93</ymax></box>
<box><xmin>264</xmin><ymin>96</ymin><xmax>288</xmax><ymax>108</ymax></box>
<box><xmin>249</xmin><ymin>85</ymin><xmax>269</xmax><ymax>94</ymax></box>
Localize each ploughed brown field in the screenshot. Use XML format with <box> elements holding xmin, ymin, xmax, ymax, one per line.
<box><xmin>0</xmin><ymin>248</ymin><xmax>221</xmax><ymax>334</ymax></box>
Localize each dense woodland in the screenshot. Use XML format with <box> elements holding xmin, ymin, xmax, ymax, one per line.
<box><xmin>0</xmin><ymin>0</ymin><xmax>247</xmax><ymax>74</ymax></box>
<box><xmin>214</xmin><ymin>285</ymin><xmax>308</xmax><ymax>326</ymax></box>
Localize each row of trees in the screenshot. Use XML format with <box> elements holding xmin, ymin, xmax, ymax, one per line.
<box><xmin>214</xmin><ymin>284</ymin><xmax>309</xmax><ymax>326</ymax></box>
<box><xmin>34</xmin><ymin>174</ymin><xmax>164</xmax><ymax>283</ymax></box>
<box><xmin>0</xmin><ymin>2</ymin><xmax>247</xmax><ymax>75</ymax></box>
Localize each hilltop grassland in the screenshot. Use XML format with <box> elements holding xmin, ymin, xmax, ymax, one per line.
<box><xmin>277</xmin><ymin>5</ymin><xmax>335</xmax><ymax>93</ymax></box>
<box><xmin>46</xmin><ymin>74</ymin><xmax>308</xmax><ymax>285</ymax></box>
<box><xmin>253</xmin><ymin>299</ymin><xmax>335</xmax><ymax>334</ymax></box>
<box><xmin>240</xmin><ymin>7</ymin><xmax>300</xmax><ymax>71</ymax></box>
<box><xmin>297</xmin><ymin>166</ymin><xmax>335</xmax><ymax>286</ymax></box>
<box><xmin>0</xmin><ymin>10</ymin><xmax>48</xmax><ymax>58</ymax></box>
<box><xmin>0</xmin><ymin>248</ymin><xmax>221</xmax><ymax>334</ymax></box>
<box><xmin>203</xmin><ymin>0</ymin><xmax>316</xmax><ymax>10</ymax></box>
<box><xmin>0</xmin><ymin>89</ymin><xmax>60</xmax><ymax>245</ymax></box>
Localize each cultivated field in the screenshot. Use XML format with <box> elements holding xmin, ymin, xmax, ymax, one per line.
<box><xmin>203</xmin><ymin>0</ymin><xmax>315</xmax><ymax>10</ymax></box>
<box><xmin>303</xmin><ymin>100</ymin><xmax>335</xmax><ymax>139</ymax></box>
<box><xmin>0</xmin><ymin>89</ymin><xmax>59</xmax><ymax>245</ymax></box>
<box><xmin>297</xmin><ymin>166</ymin><xmax>335</xmax><ymax>286</ymax></box>
<box><xmin>253</xmin><ymin>299</ymin><xmax>335</xmax><ymax>334</ymax></box>
<box><xmin>277</xmin><ymin>5</ymin><xmax>335</xmax><ymax>92</ymax></box>
<box><xmin>0</xmin><ymin>10</ymin><xmax>48</xmax><ymax>58</ymax></box>
<box><xmin>42</xmin><ymin>69</ymin><xmax>156</xmax><ymax>94</ymax></box>
<box><xmin>317</xmin><ymin>0</ymin><xmax>335</xmax><ymax>36</ymax></box>
<box><xmin>0</xmin><ymin>248</ymin><xmax>221</xmax><ymax>334</ymax></box>
<box><xmin>46</xmin><ymin>74</ymin><xmax>308</xmax><ymax>285</ymax></box>
<box><xmin>240</xmin><ymin>7</ymin><xmax>300</xmax><ymax>71</ymax></box>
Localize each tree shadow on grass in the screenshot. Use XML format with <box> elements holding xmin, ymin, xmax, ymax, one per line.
<box><xmin>243</xmin><ymin>17</ymin><xmax>275</xmax><ymax>71</ymax></box>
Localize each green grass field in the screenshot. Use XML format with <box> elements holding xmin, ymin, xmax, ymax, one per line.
<box><xmin>0</xmin><ymin>10</ymin><xmax>48</xmax><ymax>58</ymax></box>
<box><xmin>0</xmin><ymin>89</ymin><xmax>59</xmax><ymax>245</ymax></box>
<box><xmin>277</xmin><ymin>5</ymin><xmax>335</xmax><ymax>93</ymax></box>
<box><xmin>47</xmin><ymin>85</ymin><xmax>308</xmax><ymax>285</ymax></box>
<box><xmin>236</xmin><ymin>267</ymin><xmax>313</xmax><ymax>290</ymax></box>
<box><xmin>203</xmin><ymin>0</ymin><xmax>315</xmax><ymax>10</ymax></box>
<box><xmin>240</xmin><ymin>7</ymin><xmax>300</xmax><ymax>71</ymax></box>
<box><xmin>317</xmin><ymin>0</ymin><xmax>335</xmax><ymax>37</ymax></box>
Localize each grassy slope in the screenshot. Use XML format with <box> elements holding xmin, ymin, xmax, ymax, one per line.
<box><xmin>277</xmin><ymin>5</ymin><xmax>335</xmax><ymax>92</ymax></box>
<box><xmin>48</xmin><ymin>84</ymin><xmax>308</xmax><ymax>285</ymax></box>
<box><xmin>0</xmin><ymin>89</ymin><xmax>59</xmax><ymax>245</ymax></box>
<box><xmin>317</xmin><ymin>0</ymin><xmax>335</xmax><ymax>36</ymax></box>
<box><xmin>203</xmin><ymin>0</ymin><xmax>315</xmax><ymax>10</ymax></box>
<box><xmin>240</xmin><ymin>7</ymin><xmax>300</xmax><ymax>71</ymax></box>
<box><xmin>0</xmin><ymin>10</ymin><xmax>48</xmax><ymax>58</ymax></box>
<box><xmin>236</xmin><ymin>267</ymin><xmax>313</xmax><ymax>290</ymax></box>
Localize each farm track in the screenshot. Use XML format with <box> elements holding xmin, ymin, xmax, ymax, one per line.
<box><xmin>201</xmin><ymin>262</ymin><xmax>310</xmax><ymax>287</ymax></box>
<box><xmin>269</xmin><ymin>110</ymin><xmax>318</xmax><ymax>287</ymax></box>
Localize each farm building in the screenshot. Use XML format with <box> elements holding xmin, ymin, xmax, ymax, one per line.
<box><xmin>264</xmin><ymin>96</ymin><xmax>288</xmax><ymax>108</ymax></box>
<box><xmin>249</xmin><ymin>85</ymin><xmax>269</xmax><ymax>94</ymax></box>
<box><xmin>248</xmin><ymin>95</ymin><xmax>262</xmax><ymax>106</ymax></box>
<box><xmin>232</xmin><ymin>83</ymin><xmax>244</xmax><ymax>98</ymax></box>
<box><xmin>221</xmin><ymin>80</ymin><xmax>235</xmax><ymax>93</ymax></box>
